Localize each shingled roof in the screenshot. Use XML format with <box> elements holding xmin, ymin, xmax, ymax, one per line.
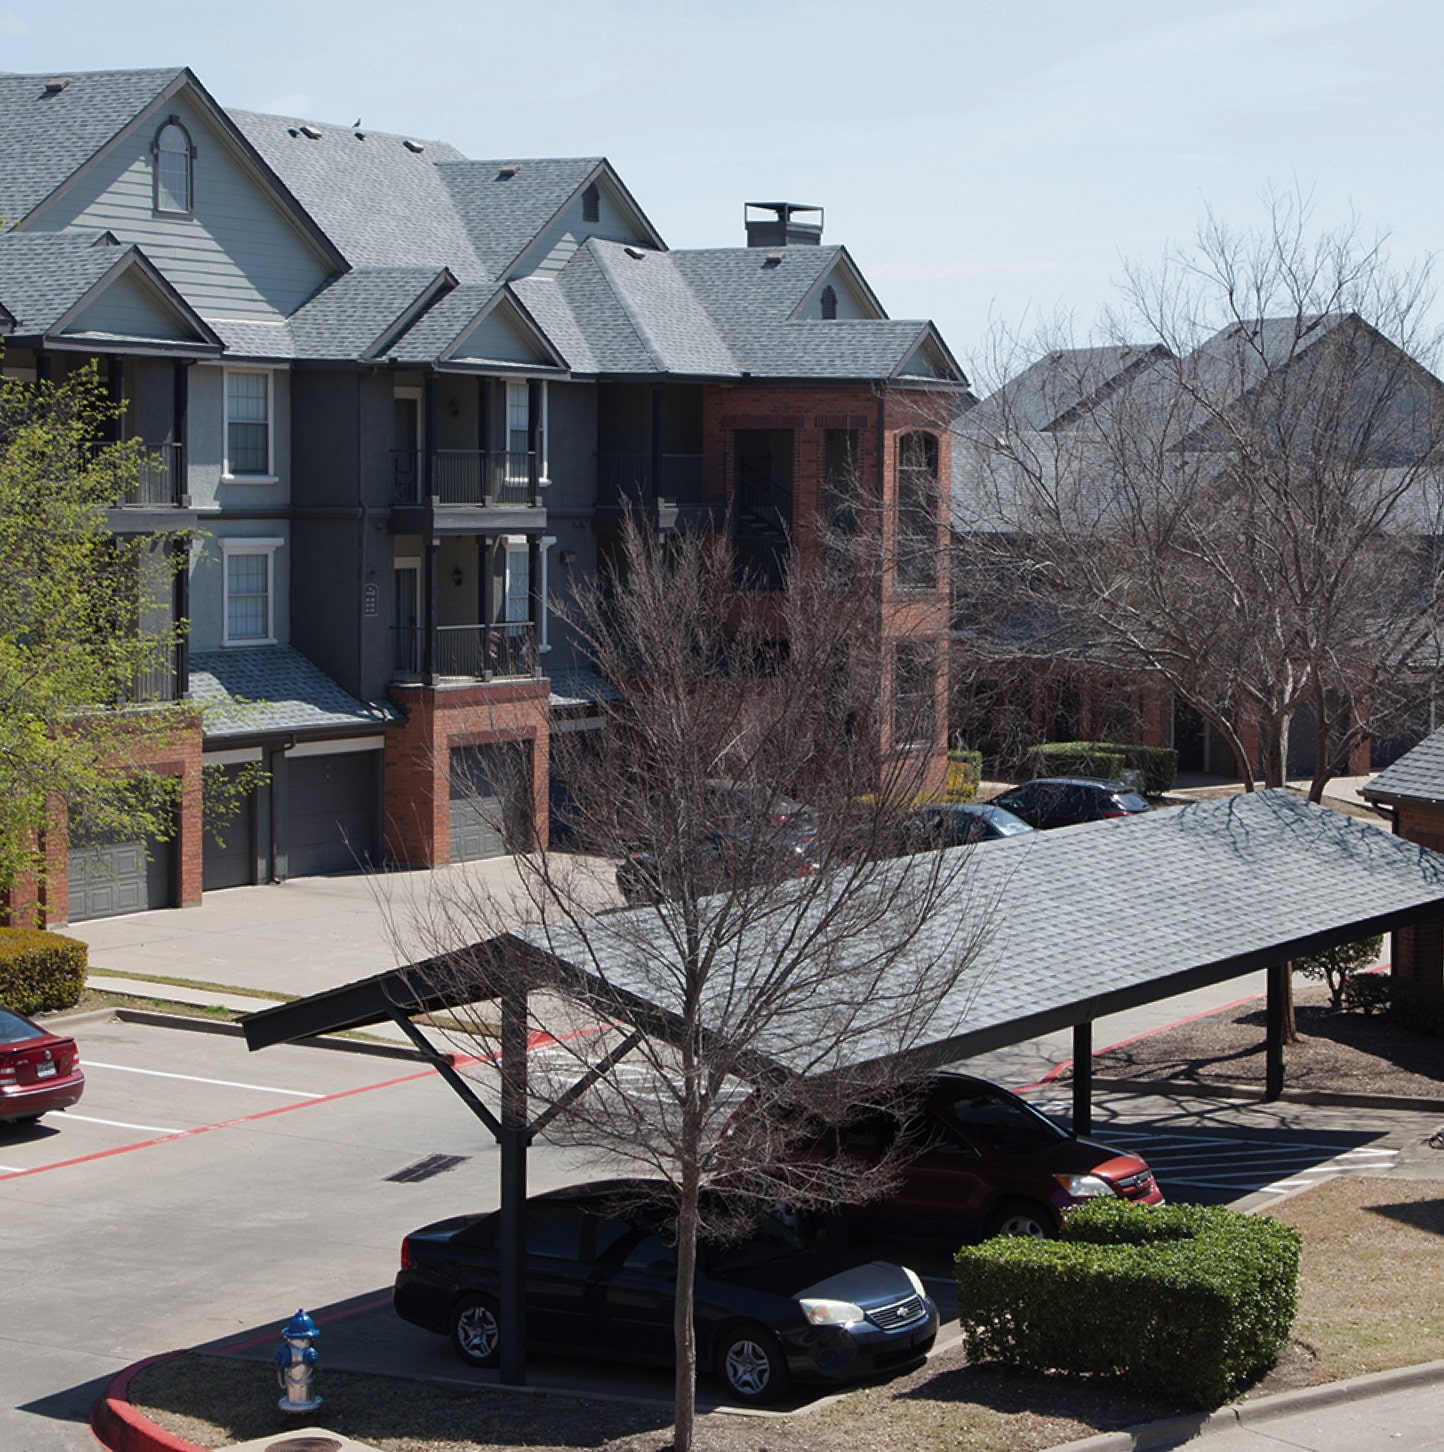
<box><xmin>0</xmin><ymin>67</ymin><xmax>182</xmax><ymax>222</ymax></box>
<box><xmin>1363</xmin><ymin>731</ymin><xmax>1444</xmax><ymax>806</ymax></box>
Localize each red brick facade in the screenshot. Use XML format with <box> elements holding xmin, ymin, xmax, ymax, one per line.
<box><xmin>700</xmin><ymin>381</ymin><xmax>952</xmax><ymax>795</ymax></box>
<box><xmin>1386</xmin><ymin>802</ymin><xmax>1444</xmax><ymax>1000</ymax></box>
<box><xmin>384</xmin><ymin>679</ymin><xmax>551</xmax><ymax>867</ymax></box>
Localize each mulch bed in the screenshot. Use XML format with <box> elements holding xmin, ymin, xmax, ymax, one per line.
<box><xmin>1066</xmin><ymin>981</ymin><xmax>1444</xmax><ymax>1102</ymax></box>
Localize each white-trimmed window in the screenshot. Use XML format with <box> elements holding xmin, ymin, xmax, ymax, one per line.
<box><xmin>225</xmin><ymin>370</ymin><xmax>274</xmax><ymax>479</ymax></box>
<box><xmin>503</xmin><ymin>537</ymin><xmax>531</xmax><ymax>622</ymax></box>
<box><xmin>503</xmin><ymin>380</ymin><xmax>547</xmax><ymax>484</ymax></box>
<box><xmin>220</xmin><ymin>537</ymin><xmax>282</xmax><ymax>645</ymax></box>
<box><xmin>153</xmin><ymin>117</ymin><xmax>193</xmax><ymax>215</ymax></box>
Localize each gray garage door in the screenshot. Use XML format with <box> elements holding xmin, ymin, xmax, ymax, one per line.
<box><xmin>449</xmin><ymin>743</ymin><xmax>531</xmax><ymax>862</ymax></box>
<box><xmin>203</xmin><ymin>763</ymin><xmax>257</xmax><ymax>891</ymax></box>
<box><xmin>68</xmin><ymin>827</ymin><xmax>173</xmax><ymax>921</ymax></box>
<box><xmin>288</xmin><ymin>752</ymin><xmax>378</xmax><ymax>877</ymax></box>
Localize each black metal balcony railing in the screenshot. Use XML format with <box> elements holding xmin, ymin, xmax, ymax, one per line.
<box><xmin>596</xmin><ymin>452</ymin><xmax>706</xmax><ymax>506</ymax></box>
<box><xmin>391</xmin><ymin>450</ymin><xmax>543</xmax><ymax>507</ymax></box>
<box><xmin>391</xmin><ymin>622</ymin><xmax>538</xmax><ymax>681</ymax></box>
<box><xmin>89</xmin><ymin>441</ymin><xmax>185</xmax><ymax>506</ymax></box>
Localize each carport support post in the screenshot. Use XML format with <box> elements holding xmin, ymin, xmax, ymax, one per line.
<box><xmin>1265</xmin><ymin>962</ymin><xmax>1287</xmax><ymax>1101</ymax></box>
<box><xmin>499</xmin><ymin>987</ymin><xmax>528</xmax><ymax>1385</ymax></box>
<box><xmin>1071</xmin><ymin>1022</ymin><xmax>1093</xmax><ymax>1135</ymax></box>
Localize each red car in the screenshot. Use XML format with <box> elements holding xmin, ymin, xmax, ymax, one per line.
<box><xmin>742</xmin><ymin>1072</ymin><xmax>1163</xmax><ymax>1243</ymax></box>
<box><xmin>0</xmin><ymin>1007</ymin><xmax>85</xmax><ymax>1123</ymax></box>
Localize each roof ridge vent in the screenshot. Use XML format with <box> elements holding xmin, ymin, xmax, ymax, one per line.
<box><xmin>298</xmin><ymin>124</ymin><xmax>322</xmax><ymax>140</ymax></box>
<box><xmin>43</xmin><ymin>77</ymin><xmax>71</xmax><ymax>95</ymax></box>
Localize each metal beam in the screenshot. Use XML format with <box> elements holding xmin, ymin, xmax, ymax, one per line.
<box><xmin>530</xmin><ymin>1029</ymin><xmax>645</xmax><ymax>1137</ymax></box>
<box><xmin>383</xmin><ymin>1005</ymin><xmax>503</xmax><ymax>1139</ymax></box>
<box><xmin>1265</xmin><ymin>962</ymin><xmax>1287</xmax><ymax>1101</ymax></box>
<box><xmin>498</xmin><ymin>988</ymin><xmax>529</xmax><ymax>1386</ymax></box>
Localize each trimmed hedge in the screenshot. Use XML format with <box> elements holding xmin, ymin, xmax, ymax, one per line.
<box><xmin>0</xmin><ymin>929</ymin><xmax>88</xmax><ymax>1015</ymax></box>
<box><xmin>944</xmin><ymin>750</ymin><xmax>983</xmax><ymax>801</ymax></box>
<box><xmin>955</xmin><ymin>1199</ymin><xmax>1300</xmax><ymax>1406</ymax></box>
<box><xmin>1030</xmin><ymin>741</ymin><xmax>1179</xmax><ymax>795</ymax></box>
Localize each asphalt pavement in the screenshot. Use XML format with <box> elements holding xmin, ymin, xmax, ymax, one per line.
<box><xmin>40</xmin><ymin>846</ymin><xmax>1444</xmax><ymax>1452</ymax></box>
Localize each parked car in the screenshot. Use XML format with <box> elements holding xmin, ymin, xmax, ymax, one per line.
<box><xmin>393</xmin><ymin>1178</ymin><xmax>939</xmax><ymax>1403</ymax></box>
<box><xmin>0</xmin><ymin>1007</ymin><xmax>85</xmax><ymax>1123</ymax></box>
<box><xmin>901</xmin><ymin>802</ymin><xmax>1034</xmax><ymax>850</ymax></box>
<box><xmin>731</xmin><ymin>1072</ymin><xmax>1162</xmax><ymax>1244</ymax></box>
<box><xmin>989</xmin><ymin>776</ymin><xmax>1152</xmax><ymax>830</ymax></box>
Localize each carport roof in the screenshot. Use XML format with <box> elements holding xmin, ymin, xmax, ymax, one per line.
<box><xmin>244</xmin><ymin>791</ymin><xmax>1444</xmax><ymax>1071</ymax></box>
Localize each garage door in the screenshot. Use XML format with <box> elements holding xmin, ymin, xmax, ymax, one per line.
<box><xmin>203</xmin><ymin>764</ymin><xmax>256</xmax><ymax>891</ymax></box>
<box><xmin>68</xmin><ymin>826</ymin><xmax>173</xmax><ymax>921</ymax></box>
<box><xmin>288</xmin><ymin>752</ymin><xmax>378</xmax><ymax>877</ymax></box>
<box><xmin>450</xmin><ymin>743</ymin><xmax>531</xmax><ymax>862</ymax></box>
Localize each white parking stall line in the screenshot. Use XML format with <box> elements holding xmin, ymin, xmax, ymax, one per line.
<box><xmin>0</xmin><ymin>1163</ymin><xmax>23</xmax><ymax>1173</ymax></box>
<box><xmin>58</xmin><ymin>1113</ymin><xmax>184</xmax><ymax>1134</ymax></box>
<box><xmin>82</xmin><ymin>1061</ymin><xmax>324</xmax><ymax>1098</ymax></box>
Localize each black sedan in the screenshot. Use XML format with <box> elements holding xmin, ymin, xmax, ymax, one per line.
<box><xmin>989</xmin><ymin>776</ymin><xmax>1151</xmax><ymax>830</ymax></box>
<box><xmin>393</xmin><ymin>1179</ymin><xmax>939</xmax><ymax>1403</ymax></box>
<box><xmin>901</xmin><ymin>802</ymin><xmax>1034</xmax><ymax>849</ymax></box>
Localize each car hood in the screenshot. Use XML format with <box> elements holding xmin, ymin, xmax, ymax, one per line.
<box><xmin>711</xmin><ymin>1253</ymin><xmax>916</xmax><ymax>1305</ymax></box>
<box><xmin>1048</xmin><ymin>1137</ymin><xmax>1150</xmax><ymax>1181</ymax></box>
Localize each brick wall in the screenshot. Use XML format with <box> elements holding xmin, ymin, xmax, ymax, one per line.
<box><xmin>1388</xmin><ymin>802</ymin><xmax>1444</xmax><ymax>997</ymax></box>
<box><xmin>385</xmin><ymin>679</ymin><xmax>551</xmax><ymax>866</ymax></box>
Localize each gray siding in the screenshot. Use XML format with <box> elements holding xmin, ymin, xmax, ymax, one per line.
<box><xmin>65</xmin><ymin>266</ymin><xmax>200</xmax><ymax>341</ymax></box>
<box><xmin>514</xmin><ymin>176</ymin><xmax>652</xmax><ymax>281</ymax></box>
<box><xmin>29</xmin><ymin>92</ymin><xmax>331</xmax><ymax>321</ymax></box>
<box><xmin>453</xmin><ymin>305</ymin><xmax>549</xmax><ymax>365</ymax></box>
<box><xmin>797</xmin><ymin>266</ymin><xmax>878</xmax><ymax>321</ymax></box>
<box><xmin>545</xmin><ymin>380</ymin><xmax>597</xmax><ymax>512</ymax></box>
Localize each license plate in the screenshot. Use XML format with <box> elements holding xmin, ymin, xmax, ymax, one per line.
<box><xmin>35</xmin><ymin>1061</ymin><xmax>56</xmax><ymax>1078</ymax></box>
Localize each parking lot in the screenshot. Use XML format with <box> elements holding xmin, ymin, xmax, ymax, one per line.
<box><xmin>4</xmin><ymin>1007</ymin><xmax>1440</xmax><ymax>1450</ymax></box>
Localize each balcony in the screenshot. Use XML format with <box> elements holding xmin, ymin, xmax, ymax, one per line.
<box><xmin>391</xmin><ymin>621</ymin><xmax>538</xmax><ymax>683</ymax></box>
<box><xmin>392</xmin><ymin>450</ymin><xmax>543</xmax><ymax>508</ymax></box>
<box><xmin>89</xmin><ymin>441</ymin><xmax>187</xmax><ymax>507</ymax></box>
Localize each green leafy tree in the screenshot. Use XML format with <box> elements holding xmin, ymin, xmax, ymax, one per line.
<box><xmin>0</xmin><ymin>362</ymin><xmax>191</xmax><ymax>902</ymax></box>
<box><xmin>1293</xmin><ymin>934</ymin><xmax>1384</xmax><ymax>1011</ymax></box>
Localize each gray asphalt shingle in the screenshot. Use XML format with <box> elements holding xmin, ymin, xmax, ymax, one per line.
<box><xmin>189</xmin><ymin>645</ymin><xmax>398</xmax><ymax>739</ymax></box>
<box><xmin>0</xmin><ymin>230</ymin><xmax>124</xmax><ymax>332</ymax></box>
<box><xmin>0</xmin><ymin>68</ymin><xmax>181</xmax><ymax>222</ymax></box>
<box><xmin>1363</xmin><ymin>730</ymin><xmax>1444</xmax><ymax>804</ymax></box>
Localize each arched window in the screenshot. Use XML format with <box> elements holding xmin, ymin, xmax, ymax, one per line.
<box><xmin>820</xmin><ymin>284</ymin><xmax>838</xmax><ymax>320</ymax></box>
<box><xmin>582</xmin><ymin>182</ymin><xmax>600</xmax><ymax>224</ymax></box>
<box><xmin>153</xmin><ymin>117</ymin><xmax>193</xmax><ymax>215</ymax></box>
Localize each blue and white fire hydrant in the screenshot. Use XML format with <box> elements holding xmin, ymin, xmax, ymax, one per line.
<box><xmin>273</xmin><ymin>1307</ymin><xmax>322</xmax><ymax>1414</ymax></box>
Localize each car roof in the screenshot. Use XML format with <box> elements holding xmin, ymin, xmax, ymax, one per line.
<box><xmin>1015</xmin><ymin>776</ymin><xmax>1133</xmax><ymax>790</ymax></box>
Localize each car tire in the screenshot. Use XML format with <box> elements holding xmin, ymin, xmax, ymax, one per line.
<box><xmin>449</xmin><ymin>1293</ymin><xmax>502</xmax><ymax>1368</ymax></box>
<box><xmin>716</xmin><ymin>1323</ymin><xmax>789</xmax><ymax>1405</ymax></box>
<box><xmin>986</xmin><ymin>1200</ymin><xmax>1055</xmax><ymax>1239</ymax></box>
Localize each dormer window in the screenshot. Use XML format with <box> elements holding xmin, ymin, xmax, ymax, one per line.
<box><xmin>820</xmin><ymin>284</ymin><xmax>838</xmax><ymax>320</ymax></box>
<box><xmin>582</xmin><ymin>182</ymin><xmax>600</xmax><ymax>224</ymax></box>
<box><xmin>153</xmin><ymin>117</ymin><xmax>194</xmax><ymax>215</ymax></box>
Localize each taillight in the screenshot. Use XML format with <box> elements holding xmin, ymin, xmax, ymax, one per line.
<box><xmin>1102</xmin><ymin>809</ymin><xmax>1128</xmax><ymax>818</ymax></box>
<box><xmin>400</xmin><ymin>1237</ymin><xmax>415</xmax><ymax>1272</ymax></box>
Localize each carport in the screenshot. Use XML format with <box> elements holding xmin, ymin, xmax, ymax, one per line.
<box><xmin>241</xmin><ymin>789</ymin><xmax>1444</xmax><ymax>1383</ymax></box>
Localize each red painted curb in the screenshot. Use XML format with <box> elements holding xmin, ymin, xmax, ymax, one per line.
<box><xmin>91</xmin><ymin>1351</ymin><xmax>208</xmax><ymax>1452</ymax></box>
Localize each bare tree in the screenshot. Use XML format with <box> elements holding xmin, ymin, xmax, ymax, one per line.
<box><xmin>398</xmin><ymin>516</ymin><xmax>987</xmax><ymax>1450</ymax></box>
<box><xmin>954</xmin><ymin>197</ymin><xmax>1444</xmax><ymax>799</ymax></box>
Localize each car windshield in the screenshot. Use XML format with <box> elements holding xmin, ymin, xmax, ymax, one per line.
<box><xmin>1114</xmin><ymin>791</ymin><xmax>1151</xmax><ymax>812</ymax></box>
<box><xmin>0</xmin><ymin>1009</ymin><xmax>39</xmax><ymax>1044</ymax></box>
<box><xmin>936</xmin><ymin>1084</ymin><xmax>1068</xmax><ymax>1155</ymax></box>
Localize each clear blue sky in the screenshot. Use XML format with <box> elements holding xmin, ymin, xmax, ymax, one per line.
<box><xmin>4</xmin><ymin>0</ymin><xmax>1436</xmax><ymax>386</ymax></box>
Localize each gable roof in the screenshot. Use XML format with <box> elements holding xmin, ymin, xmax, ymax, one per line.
<box><xmin>286</xmin><ymin>266</ymin><xmax>454</xmax><ymax>361</ymax></box>
<box><xmin>972</xmin><ymin>344</ymin><xmax>1173</xmax><ymax>432</ymax></box>
<box><xmin>0</xmin><ymin>67</ymin><xmax>184</xmax><ymax>223</ymax></box>
<box><xmin>227</xmin><ymin>107</ymin><xmax>482</xmax><ymax>279</ymax></box>
<box><xmin>0</xmin><ymin>229</ymin><xmax>222</xmax><ymax>352</ymax></box>
<box><xmin>1362</xmin><ymin>731</ymin><xmax>1444</xmax><ymax>806</ymax></box>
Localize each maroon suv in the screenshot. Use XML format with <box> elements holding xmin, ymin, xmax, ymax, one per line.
<box><xmin>763</xmin><ymin>1072</ymin><xmax>1163</xmax><ymax>1243</ymax></box>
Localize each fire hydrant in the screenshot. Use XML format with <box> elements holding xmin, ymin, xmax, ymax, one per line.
<box><xmin>273</xmin><ymin>1308</ymin><xmax>322</xmax><ymax>1414</ymax></box>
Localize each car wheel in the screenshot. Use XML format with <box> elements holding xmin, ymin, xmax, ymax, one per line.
<box><xmin>716</xmin><ymin>1323</ymin><xmax>789</xmax><ymax>1405</ymax></box>
<box><xmin>986</xmin><ymin>1200</ymin><xmax>1054</xmax><ymax>1239</ymax></box>
<box><xmin>449</xmin><ymin>1293</ymin><xmax>501</xmax><ymax>1368</ymax></box>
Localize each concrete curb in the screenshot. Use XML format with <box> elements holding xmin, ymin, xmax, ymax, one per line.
<box><xmin>91</xmin><ymin>1351</ymin><xmax>208</xmax><ymax>1452</ymax></box>
<box><xmin>1043</xmin><ymin>1358</ymin><xmax>1444</xmax><ymax>1451</ymax></box>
